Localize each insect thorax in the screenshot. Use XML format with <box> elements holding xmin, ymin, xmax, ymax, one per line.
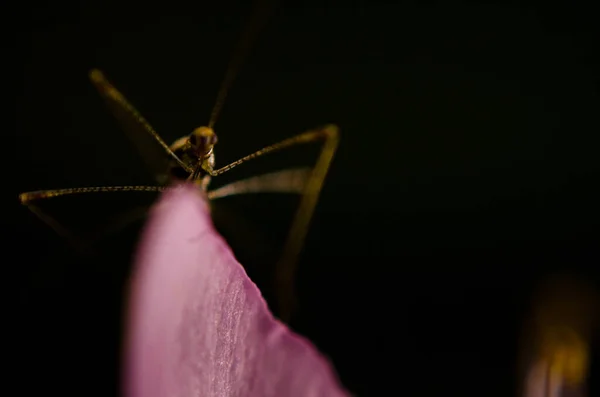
<box><xmin>167</xmin><ymin>134</ymin><xmax>215</xmax><ymax>185</ymax></box>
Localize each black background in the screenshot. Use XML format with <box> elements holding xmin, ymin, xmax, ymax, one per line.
<box><xmin>11</xmin><ymin>0</ymin><xmax>599</xmax><ymax>396</ymax></box>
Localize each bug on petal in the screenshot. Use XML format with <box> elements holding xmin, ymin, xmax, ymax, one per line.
<box><xmin>18</xmin><ymin>0</ymin><xmax>339</xmax><ymax>322</ymax></box>
<box><xmin>125</xmin><ymin>183</ymin><xmax>350</xmax><ymax>397</ymax></box>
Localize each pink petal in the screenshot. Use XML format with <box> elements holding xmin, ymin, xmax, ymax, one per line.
<box><xmin>124</xmin><ymin>183</ymin><xmax>350</xmax><ymax>397</ymax></box>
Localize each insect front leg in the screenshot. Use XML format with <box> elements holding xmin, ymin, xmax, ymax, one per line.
<box><xmin>19</xmin><ymin>185</ymin><xmax>166</xmax><ymax>252</ymax></box>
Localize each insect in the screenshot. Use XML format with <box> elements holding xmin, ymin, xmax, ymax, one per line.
<box><xmin>18</xmin><ymin>0</ymin><xmax>339</xmax><ymax>323</ymax></box>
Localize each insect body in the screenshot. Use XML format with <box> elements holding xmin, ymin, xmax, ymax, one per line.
<box><xmin>168</xmin><ymin>127</ymin><xmax>217</xmax><ymax>184</ymax></box>
<box><xmin>19</xmin><ymin>4</ymin><xmax>339</xmax><ymax>323</ymax></box>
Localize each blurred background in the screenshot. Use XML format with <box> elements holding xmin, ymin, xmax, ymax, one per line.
<box><xmin>11</xmin><ymin>0</ymin><xmax>599</xmax><ymax>396</ymax></box>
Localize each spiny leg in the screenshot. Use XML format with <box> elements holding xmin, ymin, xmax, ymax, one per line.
<box><xmin>20</xmin><ymin>166</ymin><xmax>310</xmax><ymax>251</ymax></box>
<box><xmin>19</xmin><ymin>186</ymin><xmax>167</xmax><ymax>204</ymax></box>
<box><xmin>208</xmin><ymin>125</ymin><xmax>339</xmax><ymax>176</ymax></box>
<box><xmin>275</xmin><ymin>126</ymin><xmax>339</xmax><ymax>323</ymax></box>
<box><xmin>207</xmin><ymin>168</ymin><xmax>312</xmax><ymax>277</ymax></box>
<box><xmin>207</xmin><ymin>125</ymin><xmax>340</xmax><ymax>322</ymax></box>
<box><xmin>207</xmin><ymin>168</ymin><xmax>311</xmax><ymax>200</ymax></box>
<box><xmin>19</xmin><ymin>186</ymin><xmax>166</xmax><ymax>252</ymax></box>
<box><xmin>89</xmin><ymin>69</ymin><xmax>192</xmax><ymax>176</ymax></box>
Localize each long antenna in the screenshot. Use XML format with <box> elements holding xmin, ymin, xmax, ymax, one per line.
<box><xmin>208</xmin><ymin>0</ymin><xmax>276</xmax><ymax>129</ymax></box>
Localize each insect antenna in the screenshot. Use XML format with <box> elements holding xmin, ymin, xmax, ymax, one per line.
<box><xmin>208</xmin><ymin>0</ymin><xmax>276</xmax><ymax>129</ymax></box>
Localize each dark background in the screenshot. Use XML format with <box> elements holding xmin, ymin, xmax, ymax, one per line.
<box><xmin>11</xmin><ymin>0</ymin><xmax>599</xmax><ymax>396</ymax></box>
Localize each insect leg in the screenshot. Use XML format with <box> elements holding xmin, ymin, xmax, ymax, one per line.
<box><xmin>275</xmin><ymin>126</ymin><xmax>339</xmax><ymax>323</ymax></box>
<box><xmin>89</xmin><ymin>69</ymin><xmax>192</xmax><ymax>175</ymax></box>
<box><xmin>207</xmin><ymin>168</ymin><xmax>312</xmax><ymax>200</ymax></box>
<box><xmin>19</xmin><ymin>186</ymin><xmax>167</xmax><ymax>252</ymax></box>
<box><xmin>208</xmin><ymin>125</ymin><xmax>340</xmax><ymax>322</ymax></box>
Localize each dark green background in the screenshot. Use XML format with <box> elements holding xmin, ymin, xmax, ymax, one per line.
<box><xmin>12</xmin><ymin>1</ymin><xmax>599</xmax><ymax>396</ymax></box>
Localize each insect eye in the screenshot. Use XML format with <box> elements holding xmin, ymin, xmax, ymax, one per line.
<box><xmin>189</xmin><ymin>135</ymin><xmax>198</xmax><ymax>146</ymax></box>
<box><xmin>199</xmin><ymin>136</ymin><xmax>212</xmax><ymax>146</ymax></box>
